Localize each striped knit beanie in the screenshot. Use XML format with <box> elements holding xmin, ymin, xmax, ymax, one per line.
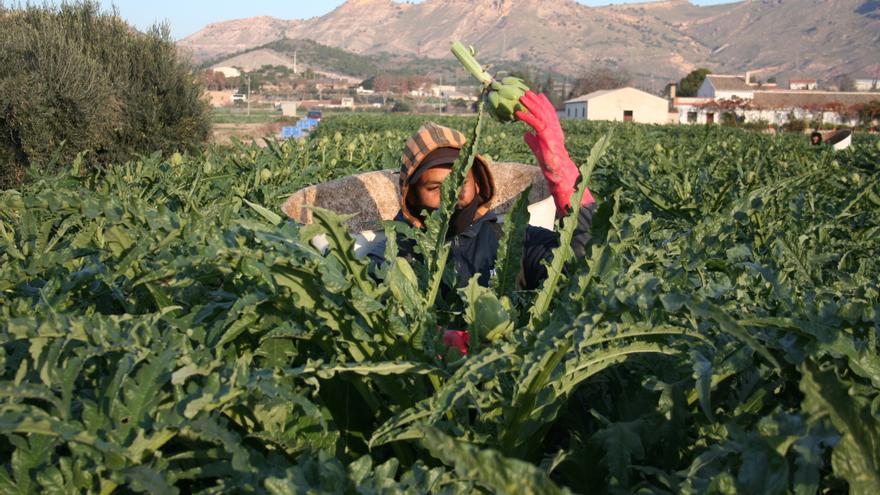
<box><xmin>398</xmin><ymin>122</ymin><xmax>494</xmax><ymax>228</ymax></box>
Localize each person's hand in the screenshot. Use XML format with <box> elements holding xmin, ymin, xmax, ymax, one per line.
<box><xmin>515</xmin><ymin>91</ymin><xmax>595</xmax><ymax>215</ymax></box>
<box><xmin>442</xmin><ymin>329</ymin><xmax>469</xmax><ymax>355</ymax></box>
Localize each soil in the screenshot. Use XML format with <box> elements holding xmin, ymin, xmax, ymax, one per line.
<box><xmin>211</xmin><ymin>122</ymin><xmax>286</xmax><ymax>146</ymax></box>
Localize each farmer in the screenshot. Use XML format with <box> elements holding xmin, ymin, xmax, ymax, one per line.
<box><xmin>810</xmin><ymin>131</ymin><xmax>823</xmax><ymax>146</ymax></box>
<box><xmin>378</xmin><ymin>91</ymin><xmax>596</xmax><ymax>292</ymax></box>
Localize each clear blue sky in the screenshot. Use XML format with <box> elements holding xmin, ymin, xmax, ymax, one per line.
<box><xmin>93</xmin><ymin>0</ymin><xmax>736</xmax><ymax>40</ymax></box>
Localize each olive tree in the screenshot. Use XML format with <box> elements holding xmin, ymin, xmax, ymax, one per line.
<box><xmin>0</xmin><ymin>1</ymin><xmax>210</xmax><ymax>186</ymax></box>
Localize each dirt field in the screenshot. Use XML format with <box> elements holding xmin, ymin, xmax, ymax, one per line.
<box><xmin>211</xmin><ymin>122</ymin><xmax>285</xmax><ymax>146</ymax></box>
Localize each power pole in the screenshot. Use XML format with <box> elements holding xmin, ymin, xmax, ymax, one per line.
<box><xmin>246</xmin><ymin>75</ymin><xmax>251</xmax><ymax>117</ymax></box>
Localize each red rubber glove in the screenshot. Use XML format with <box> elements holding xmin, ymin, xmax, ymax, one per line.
<box><xmin>515</xmin><ymin>91</ymin><xmax>595</xmax><ymax>216</ymax></box>
<box><xmin>443</xmin><ymin>330</ymin><xmax>470</xmax><ymax>355</ymax></box>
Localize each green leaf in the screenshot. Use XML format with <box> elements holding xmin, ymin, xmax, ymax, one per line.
<box><xmin>461</xmin><ymin>275</ymin><xmax>513</xmax><ymax>344</ymax></box>
<box><xmin>593</xmin><ymin>420</ymin><xmax>644</xmax><ymax>490</ymax></box>
<box><xmin>691</xmin><ymin>350</ymin><xmax>716</xmax><ymax>422</ymax></box>
<box><xmin>123</xmin><ymin>465</ymin><xmax>178</xmax><ymax>495</ymax></box>
<box><xmin>421</xmin><ymin>427</ymin><xmax>571</xmax><ymax>495</ymax></box>
<box><xmin>800</xmin><ymin>359</ymin><xmax>880</xmax><ymax>493</ymax></box>
<box><xmin>243</xmin><ymin>198</ymin><xmax>282</xmax><ymax>225</ymax></box>
<box><xmin>530</xmin><ymin>132</ymin><xmax>611</xmax><ymax>325</ymax></box>
<box><xmin>493</xmin><ymin>186</ymin><xmax>530</xmax><ymax>296</ymax></box>
<box><xmin>387</xmin><ymin>256</ymin><xmax>423</xmax><ymax>314</ymax></box>
<box><xmin>420</xmin><ymin>104</ymin><xmax>486</xmax><ymax>307</ymax></box>
<box><xmin>685</xmin><ymin>300</ymin><xmax>780</xmax><ymax>369</ymax></box>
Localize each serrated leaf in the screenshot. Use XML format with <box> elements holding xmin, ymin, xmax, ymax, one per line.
<box><xmin>421</xmin><ymin>427</ymin><xmax>571</xmax><ymax>495</ymax></box>
<box><xmin>800</xmin><ymin>360</ymin><xmax>880</xmax><ymax>493</ymax></box>
<box><xmin>243</xmin><ymin>198</ymin><xmax>282</xmax><ymax>225</ymax></box>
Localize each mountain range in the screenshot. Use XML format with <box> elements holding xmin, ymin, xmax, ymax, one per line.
<box><xmin>178</xmin><ymin>0</ymin><xmax>880</xmax><ymax>82</ymax></box>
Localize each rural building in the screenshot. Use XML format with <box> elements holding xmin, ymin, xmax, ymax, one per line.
<box><xmin>212</xmin><ymin>66</ymin><xmax>242</xmax><ymax>78</ymax></box>
<box><xmin>671</xmin><ymin>96</ymin><xmax>716</xmax><ymax>124</ymax></box>
<box><xmin>789</xmin><ymin>79</ymin><xmax>817</xmax><ymax>90</ymax></box>
<box><xmin>564</xmin><ymin>87</ymin><xmax>670</xmax><ymax>124</ymax></box>
<box><xmin>447</xmin><ymin>89</ymin><xmax>479</xmax><ymax>102</ymax></box>
<box><xmin>430</xmin><ymin>85</ymin><xmax>457</xmax><ymax>97</ymax></box>
<box><xmin>748</xmin><ymin>91</ymin><xmax>879</xmax><ymax>125</ymax></box>
<box><xmin>280</xmin><ymin>101</ymin><xmax>297</xmax><ymax>116</ymax></box>
<box><xmin>205</xmin><ymin>90</ymin><xmax>235</xmax><ymax>107</ymax></box>
<box><xmin>698</xmin><ymin>74</ymin><xmax>755</xmax><ymax>100</ymax></box>
<box><xmin>854</xmin><ymin>78</ymin><xmax>879</xmax><ymax>92</ymax></box>
<box><xmin>676</xmin><ymin>70</ymin><xmax>879</xmax><ymax>126</ymax></box>
<box><xmin>673</xmin><ymin>90</ymin><xmax>879</xmax><ymax>126</ymax></box>
<box><xmin>296</xmin><ymin>98</ymin><xmax>356</xmax><ymax>109</ymax></box>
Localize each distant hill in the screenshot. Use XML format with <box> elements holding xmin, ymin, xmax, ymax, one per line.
<box><xmin>178</xmin><ymin>0</ymin><xmax>880</xmax><ymax>82</ymax></box>
<box><xmin>201</xmin><ymin>38</ymin><xmax>561</xmax><ymax>89</ymax></box>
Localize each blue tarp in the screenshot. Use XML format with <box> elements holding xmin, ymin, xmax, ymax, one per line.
<box><xmin>283</xmin><ymin>117</ymin><xmax>319</xmax><ymax>139</ymax></box>
<box><xmin>281</xmin><ymin>127</ymin><xmax>302</xmax><ymax>138</ymax></box>
<box><xmin>298</xmin><ymin>118</ymin><xmax>319</xmax><ymax>128</ymax></box>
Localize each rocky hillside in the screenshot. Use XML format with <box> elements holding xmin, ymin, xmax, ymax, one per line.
<box><xmin>178</xmin><ymin>0</ymin><xmax>880</xmax><ymax>81</ymax></box>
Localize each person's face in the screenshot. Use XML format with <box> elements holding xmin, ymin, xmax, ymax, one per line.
<box><xmin>412</xmin><ymin>166</ymin><xmax>477</xmax><ymax>210</ymax></box>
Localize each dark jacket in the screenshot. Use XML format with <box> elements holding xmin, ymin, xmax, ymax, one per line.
<box><xmin>380</xmin><ymin>206</ymin><xmax>594</xmax><ymax>291</ymax></box>
<box><xmin>385</xmin><ymin>121</ymin><xmax>595</xmax><ymax>291</ymax></box>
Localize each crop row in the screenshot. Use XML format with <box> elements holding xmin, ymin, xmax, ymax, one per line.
<box><xmin>0</xmin><ymin>117</ymin><xmax>878</xmax><ymax>493</ymax></box>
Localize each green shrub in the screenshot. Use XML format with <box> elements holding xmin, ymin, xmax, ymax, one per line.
<box><xmin>720</xmin><ymin>111</ymin><xmax>743</xmax><ymax>127</ymax></box>
<box><xmin>741</xmin><ymin>119</ymin><xmax>771</xmax><ymax>131</ymax></box>
<box><xmin>391</xmin><ymin>100</ymin><xmax>412</xmax><ymax>113</ymax></box>
<box><xmin>783</xmin><ymin>113</ymin><xmax>807</xmax><ymax>133</ymax></box>
<box><xmin>0</xmin><ymin>1</ymin><xmax>209</xmax><ymax>187</ymax></box>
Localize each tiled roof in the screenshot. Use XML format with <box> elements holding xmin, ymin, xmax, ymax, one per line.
<box><xmin>565</xmin><ymin>87</ymin><xmax>669</xmax><ymax>104</ymax></box>
<box><xmin>673</xmin><ymin>97</ymin><xmax>713</xmax><ymax>105</ymax></box>
<box><xmin>565</xmin><ymin>88</ymin><xmax>617</xmax><ymax>103</ymax></box>
<box><xmin>752</xmin><ymin>91</ymin><xmax>879</xmax><ymax>110</ymax></box>
<box><xmin>706</xmin><ymin>75</ymin><xmax>754</xmax><ymax>92</ymax></box>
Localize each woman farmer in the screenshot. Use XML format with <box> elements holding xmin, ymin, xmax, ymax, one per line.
<box><xmin>378</xmin><ymin>91</ymin><xmax>597</xmax><ymax>290</ymax></box>
<box><xmin>377</xmin><ymin>91</ymin><xmax>597</xmax><ymax>354</ymax></box>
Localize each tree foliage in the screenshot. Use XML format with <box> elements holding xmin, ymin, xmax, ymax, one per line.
<box><xmin>859</xmin><ymin>100</ymin><xmax>880</xmax><ymax>125</ymax></box>
<box><xmin>201</xmin><ymin>70</ymin><xmax>238</xmax><ymax>91</ymax></box>
<box><xmin>837</xmin><ymin>74</ymin><xmax>857</xmax><ymax>92</ymax></box>
<box><xmin>0</xmin><ymin>1</ymin><xmax>210</xmax><ymax>187</ymax></box>
<box><xmin>568</xmin><ymin>66</ymin><xmax>632</xmax><ymax>99</ymax></box>
<box><xmin>678</xmin><ymin>68</ymin><xmax>711</xmax><ymax>97</ymax></box>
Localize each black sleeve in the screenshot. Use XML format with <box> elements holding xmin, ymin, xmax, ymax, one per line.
<box><xmin>521</xmin><ymin>205</ymin><xmax>595</xmax><ymax>290</ymax></box>
<box><xmin>365</xmin><ymin>238</ymin><xmax>388</xmax><ymax>267</ymax></box>
<box><xmin>366</xmin><ymin>230</ymin><xmax>420</xmax><ymax>268</ymax></box>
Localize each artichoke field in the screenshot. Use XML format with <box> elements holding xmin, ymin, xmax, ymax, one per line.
<box><xmin>0</xmin><ymin>115</ymin><xmax>878</xmax><ymax>494</ymax></box>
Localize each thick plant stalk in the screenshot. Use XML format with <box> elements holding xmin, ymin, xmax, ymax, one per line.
<box><xmin>528</xmin><ymin>133</ymin><xmax>612</xmax><ymax>326</ymax></box>
<box><xmin>451</xmin><ymin>41</ymin><xmax>529</xmax><ymax>123</ymax></box>
<box><xmin>422</xmin><ymin>102</ymin><xmax>487</xmax><ymax>308</ymax></box>
<box><xmin>450</xmin><ymin>42</ymin><xmax>493</xmax><ymax>86</ymax></box>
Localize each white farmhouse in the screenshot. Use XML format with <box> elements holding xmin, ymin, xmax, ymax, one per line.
<box><xmin>431</xmin><ymin>85</ymin><xmax>458</xmax><ymax>98</ymax></box>
<box><xmin>564</xmin><ymin>87</ymin><xmax>670</xmax><ymax>124</ymax></box>
<box><xmin>854</xmin><ymin>78</ymin><xmax>879</xmax><ymax>92</ymax></box>
<box><xmin>747</xmin><ymin>91</ymin><xmax>879</xmax><ymax>125</ymax></box>
<box><xmin>212</xmin><ymin>66</ymin><xmax>242</xmax><ymax>78</ymax></box>
<box><xmin>697</xmin><ymin>74</ymin><xmax>758</xmax><ymax>100</ymax></box>
<box><xmin>673</xmin><ymin>90</ymin><xmax>878</xmax><ymax>127</ymax></box>
<box><xmin>789</xmin><ymin>79</ymin><xmax>818</xmax><ymax>90</ymax></box>
<box><xmin>280</xmin><ymin>101</ymin><xmax>297</xmax><ymax>116</ymax></box>
<box><xmin>672</xmin><ymin>97</ymin><xmax>716</xmax><ymax>124</ymax></box>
